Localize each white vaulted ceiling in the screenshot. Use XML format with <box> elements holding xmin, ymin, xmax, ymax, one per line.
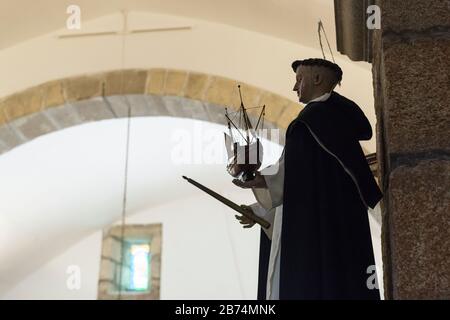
<box><xmin>0</xmin><ymin>0</ymin><xmax>336</xmax><ymax>50</ymax></box>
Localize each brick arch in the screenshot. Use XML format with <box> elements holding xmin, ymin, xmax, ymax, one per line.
<box><xmin>0</xmin><ymin>69</ymin><xmax>300</xmax><ymax>155</ymax></box>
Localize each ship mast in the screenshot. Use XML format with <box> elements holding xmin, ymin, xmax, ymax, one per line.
<box><xmin>225</xmin><ymin>108</ymin><xmax>234</xmax><ymax>141</ymax></box>
<box><xmin>225</xmin><ymin>84</ymin><xmax>265</xmax><ymax>145</ymax></box>
<box><xmin>238</xmin><ymin>85</ymin><xmax>251</xmax><ymax>145</ymax></box>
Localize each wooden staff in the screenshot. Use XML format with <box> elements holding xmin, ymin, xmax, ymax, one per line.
<box><xmin>182</xmin><ymin>176</ymin><xmax>270</xmax><ymax>229</ymax></box>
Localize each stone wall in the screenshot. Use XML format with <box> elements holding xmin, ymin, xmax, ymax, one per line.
<box><xmin>98</xmin><ymin>224</ymin><xmax>162</xmax><ymax>300</ymax></box>
<box><xmin>0</xmin><ymin>69</ymin><xmax>298</xmax><ymax>155</ymax></box>
<box><xmin>372</xmin><ymin>0</ymin><xmax>450</xmax><ymax>299</ymax></box>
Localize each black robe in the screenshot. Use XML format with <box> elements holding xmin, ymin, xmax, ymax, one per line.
<box><xmin>257</xmin><ymin>91</ymin><xmax>382</xmax><ymax>300</ymax></box>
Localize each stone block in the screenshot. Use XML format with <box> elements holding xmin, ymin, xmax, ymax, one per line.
<box><xmin>1</xmin><ymin>88</ymin><xmax>44</xmax><ymax>121</ymax></box>
<box><xmin>151</xmin><ymin>259</ymin><xmax>161</xmax><ymax>279</ymax></box>
<box><xmin>103</xmin><ymin>69</ymin><xmax>148</xmax><ymax>96</ymax></box>
<box><xmin>184</xmin><ymin>72</ymin><xmax>210</xmax><ymax>100</ymax></box>
<box><xmin>10</xmin><ymin>112</ymin><xmax>56</xmax><ymax>141</ymax></box>
<box><xmin>71</xmin><ymin>97</ymin><xmax>114</xmax><ymax>123</ymax></box>
<box><xmin>164</xmin><ymin>70</ymin><xmax>188</xmax><ymax>96</ymax></box>
<box><xmin>276</xmin><ymin>101</ymin><xmax>302</xmax><ymax>130</ymax></box>
<box><xmin>64</xmin><ymin>75</ymin><xmax>103</xmax><ymax>102</ymax></box>
<box><xmin>258</xmin><ymin>92</ymin><xmax>290</xmax><ymax>123</ymax></box>
<box><xmin>203</xmin><ymin>102</ymin><xmax>227</xmax><ymax>126</ymax></box>
<box><xmin>41</xmin><ymin>80</ymin><xmax>65</xmax><ymax>109</ymax></box>
<box><xmin>100</xmin><ymin>237</ymin><xmax>118</xmax><ymax>258</ymax></box>
<box><xmin>0</xmin><ymin>106</ymin><xmax>7</xmax><ymax>126</ymax></box>
<box><xmin>234</xmin><ymin>83</ymin><xmax>263</xmax><ymax>116</ymax></box>
<box><xmin>112</xmin><ymin>94</ymin><xmax>170</xmax><ymax>118</ymax></box>
<box><xmin>145</xmin><ymin>95</ymin><xmax>172</xmax><ymax>117</ymax></box>
<box><xmin>389</xmin><ymin>159</ymin><xmax>450</xmax><ymax>299</ymax></box>
<box><xmin>146</xmin><ymin>69</ymin><xmax>167</xmax><ymax>95</ymax></box>
<box><xmin>124</xmin><ymin>95</ymin><xmax>154</xmax><ymax>117</ymax></box>
<box><xmin>0</xmin><ymin>124</ymin><xmax>23</xmax><ymax>149</ymax></box>
<box><xmin>183</xmin><ymin>98</ymin><xmax>210</xmax><ymax>122</ymax></box>
<box><xmin>104</xmin><ymin>95</ymin><xmax>129</xmax><ymax>118</ymax></box>
<box><xmin>161</xmin><ymin>95</ymin><xmax>188</xmax><ymax>118</ymax></box>
<box><xmin>204</xmin><ymin>76</ymin><xmax>241</xmax><ymax>110</ymax></box>
<box><xmin>161</xmin><ymin>96</ymin><xmax>210</xmax><ymax>122</ymax></box>
<box><xmin>103</xmin><ymin>71</ymin><xmax>123</xmax><ymax>96</ymax></box>
<box><xmin>99</xmin><ymin>259</ymin><xmax>116</xmax><ymax>281</ymax></box>
<box><xmin>381</xmin><ymin>0</ymin><xmax>450</xmax><ymax>33</ymax></box>
<box><xmin>382</xmin><ymin>37</ymin><xmax>450</xmax><ymax>153</ymax></box>
<box><xmin>122</xmin><ymin>70</ymin><xmax>148</xmax><ymax>95</ymax></box>
<box><xmin>44</xmin><ymin>104</ymin><xmax>82</xmax><ymax>130</ymax></box>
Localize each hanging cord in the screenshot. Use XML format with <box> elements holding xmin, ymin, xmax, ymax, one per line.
<box><xmin>118</xmin><ymin>104</ymin><xmax>131</xmax><ymax>300</ymax></box>
<box><xmin>117</xmin><ymin>10</ymin><xmax>131</xmax><ymax>300</ymax></box>
<box><xmin>223</xmin><ymin>204</ymin><xmax>246</xmax><ymax>298</ymax></box>
<box><xmin>317</xmin><ymin>20</ymin><xmax>336</xmax><ymax>63</ymax></box>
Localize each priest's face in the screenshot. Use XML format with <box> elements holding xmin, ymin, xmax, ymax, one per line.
<box><xmin>293</xmin><ymin>65</ymin><xmax>313</xmax><ymax>104</ymax></box>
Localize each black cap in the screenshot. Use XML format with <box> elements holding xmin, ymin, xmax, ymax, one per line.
<box><xmin>291</xmin><ymin>58</ymin><xmax>343</xmax><ymax>84</ymax></box>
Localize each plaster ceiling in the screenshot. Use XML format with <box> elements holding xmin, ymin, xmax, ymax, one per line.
<box><xmin>0</xmin><ymin>0</ymin><xmax>335</xmax><ymax>50</ymax></box>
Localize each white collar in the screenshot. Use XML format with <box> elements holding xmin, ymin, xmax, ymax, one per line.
<box><xmin>306</xmin><ymin>92</ymin><xmax>332</xmax><ymax>105</ymax></box>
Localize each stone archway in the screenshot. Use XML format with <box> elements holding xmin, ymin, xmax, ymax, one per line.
<box><xmin>0</xmin><ymin>69</ymin><xmax>300</xmax><ymax>155</ymax></box>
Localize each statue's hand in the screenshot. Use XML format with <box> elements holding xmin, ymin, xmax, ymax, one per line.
<box><xmin>232</xmin><ymin>171</ymin><xmax>267</xmax><ymax>189</ymax></box>
<box><xmin>235</xmin><ymin>205</ymin><xmax>257</xmax><ymax>228</ymax></box>
<box><xmin>226</xmin><ymin>162</ymin><xmax>241</xmax><ymax>177</ymax></box>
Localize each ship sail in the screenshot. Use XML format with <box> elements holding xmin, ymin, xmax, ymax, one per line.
<box><xmin>224</xmin><ymin>85</ymin><xmax>265</xmax><ymax>181</ymax></box>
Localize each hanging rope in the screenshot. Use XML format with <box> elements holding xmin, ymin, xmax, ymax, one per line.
<box><xmin>317</xmin><ymin>20</ymin><xmax>336</xmax><ymax>63</ymax></box>
<box><xmin>223</xmin><ymin>208</ymin><xmax>245</xmax><ymax>298</ymax></box>
<box><xmin>118</xmin><ymin>105</ymin><xmax>131</xmax><ymax>300</ymax></box>
<box><xmin>117</xmin><ymin>10</ymin><xmax>132</xmax><ymax>300</ymax></box>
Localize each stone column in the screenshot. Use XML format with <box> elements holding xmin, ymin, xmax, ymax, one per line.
<box><xmin>372</xmin><ymin>0</ymin><xmax>450</xmax><ymax>299</ymax></box>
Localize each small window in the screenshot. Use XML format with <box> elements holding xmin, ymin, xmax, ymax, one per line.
<box><xmin>98</xmin><ymin>224</ymin><xmax>161</xmax><ymax>300</ymax></box>
<box><xmin>128</xmin><ymin>243</ymin><xmax>151</xmax><ymax>291</ymax></box>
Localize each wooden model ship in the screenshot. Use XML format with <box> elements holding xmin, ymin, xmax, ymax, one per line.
<box><xmin>224</xmin><ymin>85</ymin><xmax>266</xmax><ymax>181</ymax></box>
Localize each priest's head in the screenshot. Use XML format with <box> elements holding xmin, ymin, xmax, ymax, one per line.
<box><xmin>291</xmin><ymin>58</ymin><xmax>342</xmax><ymax>104</ymax></box>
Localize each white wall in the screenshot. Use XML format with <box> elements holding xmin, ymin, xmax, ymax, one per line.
<box><xmin>1</xmin><ymin>231</ymin><xmax>102</xmax><ymax>300</ymax></box>
<box><xmin>2</xmin><ymin>191</ymin><xmax>262</xmax><ymax>300</ymax></box>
